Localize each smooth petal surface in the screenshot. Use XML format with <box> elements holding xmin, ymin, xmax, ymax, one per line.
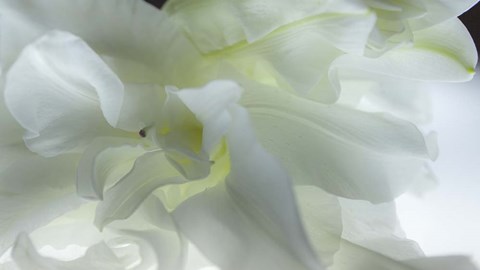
<box><xmin>95</xmin><ymin>151</ymin><xmax>184</xmax><ymax>229</ymax></box>
<box><xmin>0</xmin><ymin>155</ymin><xmax>83</xmax><ymax>254</ymax></box>
<box><xmin>172</xmin><ymin>80</ymin><xmax>242</xmax><ymax>153</ymax></box>
<box><xmin>164</xmin><ymin>0</ymin><xmax>329</xmax><ymax>52</ymax></box>
<box><xmin>296</xmin><ymin>186</ymin><xmax>342</xmax><ymax>266</ymax></box>
<box><xmin>76</xmin><ymin>137</ymin><xmax>145</xmax><ymax>200</ymax></box>
<box><xmin>11</xmin><ymin>233</ymin><xmax>124</xmax><ymax>270</ymax></box>
<box><xmin>173</xmin><ymin>183</ymin><xmax>321</xmax><ymax>270</ymax></box>
<box><xmin>173</xmin><ymin>105</ymin><xmax>321</xmax><ymax>270</ymax></box>
<box><xmin>0</xmin><ymin>0</ymin><xmax>206</xmax><ymax>87</ymax></box>
<box><xmin>330</xmin><ymin>240</ymin><xmax>477</xmax><ymax>270</ymax></box>
<box><xmin>4</xmin><ymin>31</ymin><xmax>125</xmax><ymax>157</ymax></box>
<box><xmin>410</xmin><ymin>0</ymin><xmax>480</xmax><ymax>29</ymax></box>
<box><xmin>339</xmin><ymin>199</ymin><xmax>424</xmax><ymax>260</ymax></box>
<box><xmin>242</xmin><ymin>85</ymin><xmax>433</xmax><ymax>203</ymax></box>
<box><xmin>116</xmin><ymin>83</ymin><xmax>164</xmax><ymax>132</ymax></box>
<box><xmin>225</xmin><ymin>105</ymin><xmax>321</xmax><ymax>269</ymax></box>
<box><xmin>209</xmin><ymin>12</ymin><xmax>375</xmax><ymax>102</ymax></box>
<box><xmin>333</xmin><ymin>19</ymin><xmax>477</xmax><ymax>85</ymax></box>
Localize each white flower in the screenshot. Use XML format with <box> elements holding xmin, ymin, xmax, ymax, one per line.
<box><xmin>0</xmin><ymin>0</ymin><xmax>478</xmax><ymax>270</ymax></box>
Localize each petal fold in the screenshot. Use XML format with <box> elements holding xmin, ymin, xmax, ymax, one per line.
<box><xmin>4</xmin><ymin>31</ymin><xmax>125</xmax><ymax>157</ymax></box>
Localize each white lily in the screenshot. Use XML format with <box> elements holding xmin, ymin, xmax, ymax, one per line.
<box><xmin>0</xmin><ymin>0</ymin><xmax>478</xmax><ymax>269</ymax></box>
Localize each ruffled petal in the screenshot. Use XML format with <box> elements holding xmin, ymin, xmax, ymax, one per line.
<box><xmin>76</xmin><ymin>137</ymin><xmax>145</xmax><ymax>200</ymax></box>
<box><xmin>210</xmin><ymin>12</ymin><xmax>375</xmax><ymax>103</ymax></box>
<box><xmin>332</xmin><ymin>19</ymin><xmax>477</xmax><ymax>85</ymax></box>
<box><xmin>242</xmin><ymin>85</ymin><xmax>433</xmax><ymax>203</ymax></box>
<box><xmin>157</xmin><ymin>80</ymin><xmax>242</xmax><ymax>179</ymax></box>
<box><xmin>94</xmin><ymin>151</ymin><xmax>184</xmax><ymax>229</ymax></box>
<box><xmin>339</xmin><ymin>199</ymin><xmax>424</xmax><ymax>260</ymax></box>
<box><xmin>11</xmin><ymin>233</ymin><xmax>124</xmax><ymax>270</ymax></box>
<box><xmin>4</xmin><ymin>31</ymin><xmax>126</xmax><ymax>157</ymax></box>
<box><xmin>330</xmin><ymin>240</ymin><xmax>478</xmax><ymax>270</ymax></box>
<box><xmin>0</xmin><ymin>0</ymin><xmax>208</xmax><ymax>90</ymax></box>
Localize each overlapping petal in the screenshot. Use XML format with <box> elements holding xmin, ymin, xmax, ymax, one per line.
<box><xmin>4</xmin><ymin>31</ymin><xmax>125</xmax><ymax>157</ymax></box>
<box><xmin>241</xmin><ymin>83</ymin><xmax>434</xmax><ymax>203</ymax></box>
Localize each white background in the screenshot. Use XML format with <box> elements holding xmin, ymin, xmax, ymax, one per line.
<box><xmin>397</xmin><ymin>73</ymin><xmax>480</xmax><ymax>265</ymax></box>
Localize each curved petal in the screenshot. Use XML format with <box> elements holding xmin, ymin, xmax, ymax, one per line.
<box><xmin>94</xmin><ymin>151</ymin><xmax>184</xmax><ymax>230</ymax></box>
<box><xmin>330</xmin><ymin>240</ymin><xmax>478</xmax><ymax>270</ymax></box>
<box><xmin>116</xmin><ymin>83</ymin><xmax>164</xmax><ymax>132</ymax></box>
<box><xmin>410</xmin><ymin>0</ymin><xmax>479</xmax><ymax>30</ymax></box>
<box><xmin>4</xmin><ymin>31</ymin><xmax>126</xmax><ymax>157</ymax></box>
<box><xmin>11</xmin><ymin>233</ymin><xmax>124</xmax><ymax>270</ymax></box>
<box><xmin>332</xmin><ymin>19</ymin><xmax>477</xmax><ymax>85</ymax></box>
<box><xmin>242</xmin><ymin>85</ymin><xmax>433</xmax><ymax>203</ymax></box>
<box><xmin>210</xmin><ymin>12</ymin><xmax>375</xmax><ymax>103</ymax></box>
<box><xmin>171</xmin><ymin>80</ymin><xmax>242</xmax><ymax>153</ymax></box>
<box><xmin>226</xmin><ymin>105</ymin><xmax>321</xmax><ymax>269</ymax></box>
<box><xmin>0</xmin><ymin>0</ymin><xmax>205</xmax><ymax>87</ymax></box>
<box><xmin>173</xmin><ymin>183</ymin><xmax>321</xmax><ymax>270</ymax></box>
<box><xmin>0</xmin><ymin>155</ymin><xmax>83</xmax><ymax>254</ymax></box>
<box><xmin>339</xmin><ymin>199</ymin><xmax>424</xmax><ymax>260</ymax></box>
<box><xmin>164</xmin><ymin>0</ymin><xmax>327</xmax><ymax>52</ymax></box>
<box><xmin>296</xmin><ymin>186</ymin><xmax>342</xmax><ymax>266</ymax></box>
<box><xmin>157</xmin><ymin>80</ymin><xmax>242</xmax><ymax>179</ymax></box>
<box><xmin>76</xmin><ymin>137</ymin><xmax>145</xmax><ymax>200</ymax></box>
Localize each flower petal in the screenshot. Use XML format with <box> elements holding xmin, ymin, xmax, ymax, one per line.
<box><xmin>11</xmin><ymin>233</ymin><xmax>124</xmax><ymax>270</ymax></box>
<box><xmin>76</xmin><ymin>137</ymin><xmax>145</xmax><ymax>200</ymax></box>
<box><xmin>174</xmin><ymin>106</ymin><xmax>322</xmax><ymax>270</ymax></box>
<box><xmin>332</xmin><ymin>19</ymin><xmax>477</xmax><ymax>84</ymax></box>
<box><xmin>0</xmin><ymin>0</ymin><xmax>205</xmax><ymax>87</ymax></box>
<box><xmin>210</xmin><ymin>12</ymin><xmax>375</xmax><ymax>103</ymax></box>
<box><xmin>4</xmin><ymin>31</ymin><xmax>126</xmax><ymax>157</ymax></box>
<box><xmin>171</xmin><ymin>80</ymin><xmax>242</xmax><ymax>153</ymax></box>
<box><xmin>94</xmin><ymin>151</ymin><xmax>184</xmax><ymax>230</ymax></box>
<box><xmin>225</xmin><ymin>105</ymin><xmax>321</xmax><ymax>269</ymax></box>
<box><xmin>116</xmin><ymin>83</ymin><xmax>164</xmax><ymax>132</ymax></box>
<box><xmin>173</xmin><ymin>183</ymin><xmax>321</xmax><ymax>270</ymax></box>
<box><xmin>242</xmin><ymin>85</ymin><xmax>433</xmax><ymax>203</ymax></box>
<box><xmin>330</xmin><ymin>240</ymin><xmax>478</xmax><ymax>270</ymax></box>
<box><xmin>0</xmin><ymin>154</ymin><xmax>83</xmax><ymax>254</ymax></box>
<box><xmin>410</xmin><ymin>0</ymin><xmax>479</xmax><ymax>30</ymax></box>
<box><xmin>339</xmin><ymin>199</ymin><xmax>424</xmax><ymax>260</ymax></box>
<box><xmin>296</xmin><ymin>186</ymin><xmax>342</xmax><ymax>266</ymax></box>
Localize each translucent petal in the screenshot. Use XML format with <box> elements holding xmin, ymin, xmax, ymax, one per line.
<box><xmin>164</xmin><ymin>0</ymin><xmax>329</xmax><ymax>52</ymax></box>
<box><xmin>76</xmin><ymin>137</ymin><xmax>145</xmax><ymax>200</ymax></box>
<box><xmin>4</xmin><ymin>31</ymin><xmax>126</xmax><ymax>157</ymax></box>
<box><xmin>333</xmin><ymin>19</ymin><xmax>477</xmax><ymax>85</ymax></box>
<box><xmin>172</xmin><ymin>80</ymin><xmax>242</xmax><ymax>153</ymax></box>
<box><xmin>242</xmin><ymin>85</ymin><xmax>433</xmax><ymax>203</ymax></box>
<box><xmin>11</xmin><ymin>234</ymin><xmax>124</xmax><ymax>270</ymax></box>
<box><xmin>410</xmin><ymin>0</ymin><xmax>479</xmax><ymax>30</ymax></box>
<box><xmin>0</xmin><ymin>0</ymin><xmax>205</xmax><ymax>87</ymax></box>
<box><xmin>210</xmin><ymin>12</ymin><xmax>375</xmax><ymax>103</ymax></box>
<box><xmin>330</xmin><ymin>240</ymin><xmax>478</xmax><ymax>270</ymax></box>
<box><xmin>173</xmin><ymin>184</ymin><xmax>322</xmax><ymax>270</ymax></box>
<box><xmin>116</xmin><ymin>83</ymin><xmax>164</xmax><ymax>132</ymax></box>
<box><xmin>339</xmin><ymin>199</ymin><xmax>424</xmax><ymax>260</ymax></box>
<box><xmin>0</xmin><ymin>155</ymin><xmax>83</xmax><ymax>254</ymax></box>
<box><xmin>94</xmin><ymin>151</ymin><xmax>184</xmax><ymax>229</ymax></box>
<box><xmin>296</xmin><ymin>186</ymin><xmax>342</xmax><ymax>266</ymax></box>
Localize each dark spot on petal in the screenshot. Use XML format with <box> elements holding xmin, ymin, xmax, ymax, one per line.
<box><xmin>139</xmin><ymin>129</ymin><xmax>147</xmax><ymax>138</ymax></box>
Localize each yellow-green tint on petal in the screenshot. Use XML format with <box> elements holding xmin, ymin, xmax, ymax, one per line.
<box><xmin>157</xmin><ymin>140</ymin><xmax>230</xmax><ymax>211</ymax></box>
